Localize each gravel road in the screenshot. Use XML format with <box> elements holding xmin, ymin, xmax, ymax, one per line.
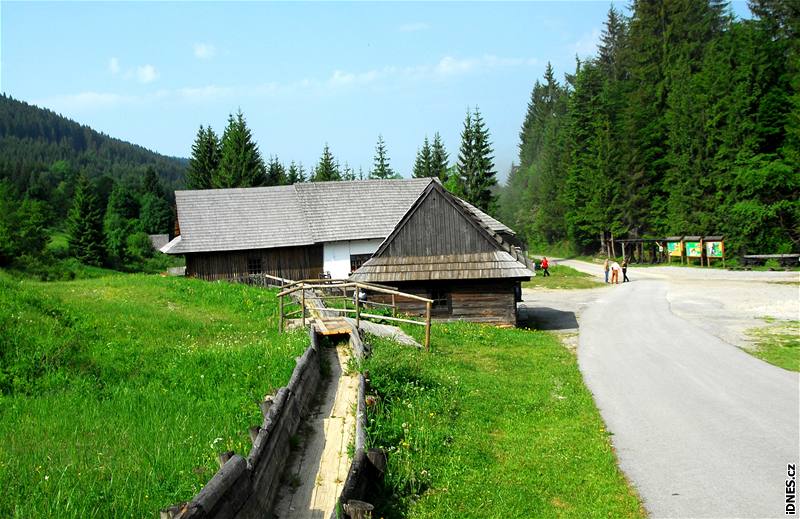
<box><xmin>522</xmin><ymin>261</ymin><xmax>799</xmax><ymax>518</ymax></box>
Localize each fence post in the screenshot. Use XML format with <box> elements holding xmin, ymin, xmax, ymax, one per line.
<box><xmin>355</xmin><ymin>286</ymin><xmax>361</xmax><ymax>328</ymax></box>
<box><xmin>301</xmin><ymin>286</ymin><xmax>306</xmax><ymax>327</ymax></box>
<box><xmin>279</xmin><ymin>294</ymin><xmax>284</xmax><ymax>333</ymax></box>
<box><xmin>425</xmin><ymin>301</ymin><xmax>431</xmax><ymax>352</ymax></box>
<box><xmin>392</xmin><ymin>294</ymin><xmax>396</xmax><ymax>317</ymax></box>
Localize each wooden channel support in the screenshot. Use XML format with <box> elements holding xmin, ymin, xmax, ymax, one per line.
<box><xmin>425</xmin><ymin>301</ymin><xmax>431</xmax><ymax>352</ymax></box>
<box><xmin>277</xmin><ymin>279</ymin><xmax>433</xmax><ymax>349</ymax></box>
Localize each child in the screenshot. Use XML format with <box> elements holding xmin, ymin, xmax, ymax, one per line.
<box><xmin>603</xmin><ymin>259</ymin><xmax>610</xmax><ymax>283</ymax></box>
<box><xmin>610</xmin><ymin>260</ymin><xmax>621</xmax><ymax>284</ymax></box>
<box><xmin>541</xmin><ymin>256</ymin><xmax>550</xmax><ymax>277</ymax></box>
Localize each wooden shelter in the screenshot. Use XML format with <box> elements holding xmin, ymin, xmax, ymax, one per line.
<box><xmin>350</xmin><ymin>181</ymin><xmax>534</xmax><ymax>326</ymax></box>
<box><xmin>161</xmin><ymin>179</ymin><xmax>514</xmax><ymax>281</ymax></box>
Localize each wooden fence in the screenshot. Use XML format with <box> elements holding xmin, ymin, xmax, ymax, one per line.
<box><xmin>276</xmin><ymin>279</ymin><xmax>434</xmax><ymax>351</ymax></box>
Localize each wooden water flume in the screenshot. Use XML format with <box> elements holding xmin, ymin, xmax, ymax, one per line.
<box><xmin>277</xmin><ymin>278</ymin><xmax>434</xmax><ymax>351</ymax></box>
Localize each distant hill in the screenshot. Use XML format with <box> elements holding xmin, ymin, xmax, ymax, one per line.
<box><xmin>0</xmin><ymin>94</ymin><xmax>187</xmax><ymax>194</ymax></box>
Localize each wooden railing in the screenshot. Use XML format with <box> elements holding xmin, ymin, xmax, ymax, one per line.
<box><xmin>276</xmin><ymin>279</ymin><xmax>434</xmax><ymax>351</ymax></box>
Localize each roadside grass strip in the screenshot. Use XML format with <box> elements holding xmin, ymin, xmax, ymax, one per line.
<box><xmin>746</xmin><ymin>318</ymin><xmax>800</xmax><ymax>372</ymax></box>
<box><xmin>524</xmin><ymin>263</ymin><xmax>603</xmax><ymax>290</ymax></box>
<box><xmin>0</xmin><ymin>272</ymin><xmax>307</xmax><ymax>518</ymax></box>
<box><xmin>363</xmin><ymin>322</ymin><xmax>644</xmax><ymax>518</ymax></box>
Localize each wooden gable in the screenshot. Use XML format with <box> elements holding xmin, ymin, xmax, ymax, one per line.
<box><xmin>373</xmin><ymin>181</ymin><xmax>499</xmax><ymax>258</ymax></box>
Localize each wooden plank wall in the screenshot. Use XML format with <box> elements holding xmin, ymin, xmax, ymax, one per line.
<box><xmin>186</xmin><ymin>245</ymin><xmax>324</xmax><ymax>281</ymax></box>
<box><xmin>384</xmin><ymin>190</ymin><xmax>495</xmax><ymax>257</ymax></box>
<box><xmin>370</xmin><ymin>280</ymin><xmax>519</xmax><ymax>326</ymax></box>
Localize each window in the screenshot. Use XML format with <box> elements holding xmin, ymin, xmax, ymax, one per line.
<box><xmin>429</xmin><ymin>288</ymin><xmax>451</xmax><ymax>315</ymax></box>
<box><xmin>247</xmin><ymin>257</ymin><xmax>262</xmax><ymax>275</ymax></box>
<box><xmin>350</xmin><ymin>253</ymin><xmax>372</xmax><ymax>273</ymax></box>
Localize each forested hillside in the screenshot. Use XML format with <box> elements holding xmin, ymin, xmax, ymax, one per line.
<box><xmin>0</xmin><ymin>95</ymin><xmax>182</xmax><ymax>273</ymax></box>
<box><xmin>499</xmin><ymin>0</ymin><xmax>799</xmax><ymax>256</ymax></box>
<box><xmin>0</xmin><ymin>94</ymin><xmax>186</xmax><ymax>199</ymax></box>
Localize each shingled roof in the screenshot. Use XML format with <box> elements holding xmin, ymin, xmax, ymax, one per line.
<box><xmin>162</xmin><ymin>178</ymin><xmax>512</xmax><ymax>254</ymax></box>
<box><xmin>350</xmin><ymin>181</ymin><xmax>534</xmax><ymax>282</ymax></box>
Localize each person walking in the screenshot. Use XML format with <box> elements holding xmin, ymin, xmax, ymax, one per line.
<box><xmin>603</xmin><ymin>259</ymin><xmax>610</xmax><ymax>283</ymax></box>
<box><xmin>610</xmin><ymin>260</ymin><xmax>621</xmax><ymax>284</ymax></box>
<box><xmin>541</xmin><ymin>257</ymin><xmax>550</xmax><ymax>277</ymax></box>
<box><xmin>622</xmin><ymin>258</ymin><xmax>630</xmax><ymax>283</ymax></box>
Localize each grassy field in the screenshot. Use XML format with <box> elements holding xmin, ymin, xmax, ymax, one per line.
<box><xmin>363</xmin><ymin>323</ymin><xmax>644</xmax><ymax>518</ymax></box>
<box><xmin>524</xmin><ymin>262</ymin><xmax>603</xmax><ymax>290</ymax></box>
<box><xmin>747</xmin><ymin>318</ymin><xmax>800</xmax><ymax>372</ymax></box>
<box><xmin>0</xmin><ymin>272</ymin><xmax>306</xmax><ymax>518</ymax></box>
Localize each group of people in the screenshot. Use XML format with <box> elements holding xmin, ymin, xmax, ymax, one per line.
<box><xmin>604</xmin><ymin>258</ymin><xmax>630</xmax><ymax>284</ymax></box>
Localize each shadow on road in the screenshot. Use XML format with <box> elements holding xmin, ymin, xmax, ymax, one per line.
<box><xmin>517</xmin><ymin>306</ymin><xmax>579</xmax><ymax>331</ymax></box>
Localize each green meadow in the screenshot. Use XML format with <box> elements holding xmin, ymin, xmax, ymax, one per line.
<box><xmin>0</xmin><ymin>272</ymin><xmax>306</xmax><ymax>518</ymax></box>
<box><xmin>363</xmin><ymin>323</ymin><xmax>644</xmax><ymax>518</ymax></box>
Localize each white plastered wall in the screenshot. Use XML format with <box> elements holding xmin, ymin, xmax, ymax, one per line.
<box><xmin>323</xmin><ymin>239</ymin><xmax>383</xmax><ymax>279</ymax></box>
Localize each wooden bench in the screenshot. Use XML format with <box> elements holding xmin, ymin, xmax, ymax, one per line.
<box><xmin>742</xmin><ymin>254</ymin><xmax>800</xmax><ymax>268</ymax></box>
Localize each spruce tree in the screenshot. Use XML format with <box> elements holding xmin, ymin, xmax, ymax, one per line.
<box><xmin>456</xmin><ymin>110</ymin><xmax>474</xmax><ymax>193</ymax></box>
<box><xmin>67</xmin><ymin>174</ymin><xmax>104</xmax><ymax>265</ymax></box>
<box><xmin>216</xmin><ymin>110</ymin><xmax>266</xmax><ymax>188</ymax></box>
<box><xmin>313</xmin><ymin>144</ymin><xmax>341</xmax><ymax>181</ymax></box>
<box><xmin>341</xmin><ymin>162</ymin><xmax>356</xmax><ymax>181</ymax></box>
<box><xmin>430</xmin><ymin>132</ymin><xmax>449</xmax><ymax>182</ymax></box>
<box><xmin>286</xmin><ymin>161</ymin><xmax>305</xmax><ymax>184</ymax></box>
<box><xmin>464</xmin><ymin>107</ymin><xmax>498</xmax><ymax>213</ymax></box>
<box><xmin>186</xmin><ymin>125</ymin><xmax>220</xmax><ymax>189</ymax></box>
<box><xmin>266</xmin><ymin>156</ymin><xmax>287</xmax><ymax>186</ymax></box>
<box><xmin>103</xmin><ymin>182</ymin><xmax>140</xmax><ymax>265</ymax></box>
<box><xmin>370</xmin><ymin>135</ymin><xmax>397</xmax><ymax>179</ymax></box>
<box><xmin>412</xmin><ymin>136</ymin><xmax>433</xmax><ymax>178</ymax></box>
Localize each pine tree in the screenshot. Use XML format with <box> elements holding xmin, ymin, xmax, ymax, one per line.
<box><xmin>456</xmin><ymin>110</ymin><xmax>474</xmax><ymax>193</ymax></box>
<box><xmin>412</xmin><ymin>136</ymin><xmax>433</xmax><ymax>178</ymax></box>
<box><xmin>216</xmin><ymin>110</ymin><xmax>266</xmax><ymax>188</ymax></box>
<box><xmin>186</xmin><ymin>125</ymin><xmax>220</xmax><ymax>189</ymax></box>
<box><xmin>103</xmin><ymin>182</ymin><xmax>140</xmax><ymax>265</ymax></box>
<box><xmin>458</xmin><ymin>108</ymin><xmax>497</xmax><ymax>212</ymax></box>
<box><xmin>430</xmin><ymin>132</ymin><xmax>449</xmax><ymax>182</ymax></box>
<box><xmin>313</xmin><ymin>144</ymin><xmax>341</xmax><ymax>182</ymax></box>
<box><xmin>341</xmin><ymin>162</ymin><xmax>356</xmax><ymax>181</ymax></box>
<box><xmin>286</xmin><ymin>161</ymin><xmax>305</xmax><ymax>184</ymax></box>
<box><xmin>370</xmin><ymin>135</ymin><xmax>396</xmax><ymax>179</ymax></box>
<box><xmin>266</xmin><ymin>156</ymin><xmax>287</xmax><ymax>186</ymax></box>
<box><xmin>67</xmin><ymin>174</ymin><xmax>104</xmax><ymax>265</ymax></box>
<box><xmin>140</xmin><ymin>194</ymin><xmax>171</xmax><ymax>235</ymax></box>
<box><xmin>142</xmin><ymin>166</ymin><xmax>164</xmax><ymax>197</ymax></box>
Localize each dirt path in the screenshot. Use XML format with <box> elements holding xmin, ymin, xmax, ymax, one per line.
<box><xmin>522</xmin><ymin>260</ymin><xmax>800</xmax><ymax>518</ymax></box>
<box><xmin>272</xmin><ymin>344</ymin><xmax>358</xmax><ymax>519</ymax></box>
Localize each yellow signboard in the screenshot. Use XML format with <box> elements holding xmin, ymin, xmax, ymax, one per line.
<box><xmin>685</xmin><ymin>241</ymin><xmax>702</xmax><ymax>258</ymax></box>
<box><xmin>706</xmin><ymin>241</ymin><xmax>724</xmax><ymax>258</ymax></box>
<box><xmin>667</xmin><ymin>242</ymin><xmax>682</xmax><ymax>257</ymax></box>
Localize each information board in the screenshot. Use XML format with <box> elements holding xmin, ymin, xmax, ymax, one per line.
<box><xmin>685</xmin><ymin>241</ymin><xmax>702</xmax><ymax>257</ymax></box>
<box><xmin>706</xmin><ymin>241</ymin><xmax>724</xmax><ymax>258</ymax></box>
<box><xmin>667</xmin><ymin>242</ymin><xmax>682</xmax><ymax>257</ymax></box>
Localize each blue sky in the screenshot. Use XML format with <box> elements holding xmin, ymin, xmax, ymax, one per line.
<box><xmin>1</xmin><ymin>1</ymin><xmax>751</xmax><ymax>181</ymax></box>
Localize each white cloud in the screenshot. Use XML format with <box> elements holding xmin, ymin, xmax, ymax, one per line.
<box><xmin>42</xmin><ymin>53</ymin><xmax>538</xmax><ymax>111</ymax></box>
<box><xmin>108</xmin><ymin>57</ymin><xmax>120</xmax><ymax>75</ymax></box>
<box><xmin>36</xmin><ymin>91</ymin><xmax>138</xmax><ymax>111</ymax></box>
<box><xmin>136</xmin><ymin>64</ymin><xmax>159</xmax><ymax>84</ymax></box>
<box><xmin>398</xmin><ymin>22</ymin><xmax>429</xmax><ymax>33</ymax></box>
<box><xmin>572</xmin><ymin>28</ymin><xmax>602</xmax><ymax>57</ymax></box>
<box><xmin>193</xmin><ymin>42</ymin><xmax>217</xmax><ymax>59</ymax></box>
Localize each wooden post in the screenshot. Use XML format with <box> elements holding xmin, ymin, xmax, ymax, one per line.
<box><xmin>301</xmin><ymin>287</ymin><xmax>306</xmax><ymax>327</ymax></box>
<box><xmin>355</xmin><ymin>286</ymin><xmax>361</xmax><ymax>328</ymax></box>
<box><xmin>391</xmin><ymin>294</ymin><xmax>396</xmax><ymax>317</ymax></box>
<box><xmin>425</xmin><ymin>301</ymin><xmax>431</xmax><ymax>352</ymax></box>
<box><xmin>279</xmin><ymin>294</ymin><xmax>284</xmax><ymax>333</ymax></box>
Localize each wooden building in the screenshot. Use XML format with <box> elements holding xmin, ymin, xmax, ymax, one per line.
<box><xmin>161</xmin><ymin>179</ymin><xmax>516</xmax><ymax>281</ymax></box>
<box><xmin>350</xmin><ymin>181</ymin><xmax>534</xmax><ymax>326</ymax></box>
